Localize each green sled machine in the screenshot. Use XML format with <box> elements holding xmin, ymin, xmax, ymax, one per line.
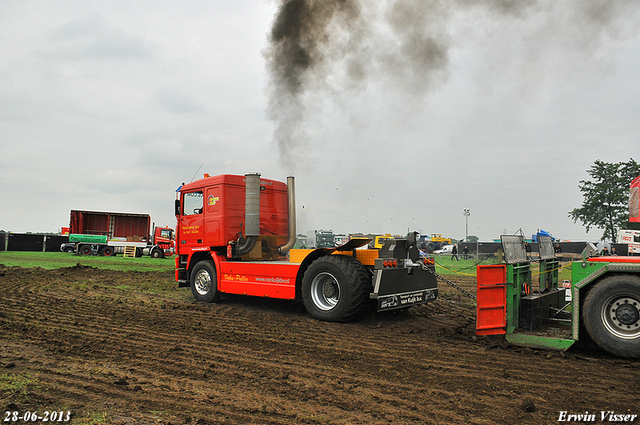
<box><xmin>476</xmin><ymin>235</ymin><xmax>640</xmax><ymax>358</ymax></box>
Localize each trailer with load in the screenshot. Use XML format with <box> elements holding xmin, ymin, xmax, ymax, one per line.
<box><xmin>67</xmin><ymin>210</ymin><xmax>174</xmax><ymax>258</ymax></box>
<box><xmin>174</xmin><ymin>173</ymin><xmax>438</xmax><ymax>322</ymax></box>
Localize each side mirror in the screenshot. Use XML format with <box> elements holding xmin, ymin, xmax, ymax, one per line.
<box><xmin>174</xmin><ymin>199</ymin><xmax>181</xmax><ymax>216</ymax></box>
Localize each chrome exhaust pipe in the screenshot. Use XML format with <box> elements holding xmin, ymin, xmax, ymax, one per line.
<box><xmin>236</xmin><ymin>173</ymin><xmax>261</xmax><ymax>255</ymax></box>
<box><xmin>279</xmin><ymin>176</ymin><xmax>296</xmax><ymax>255</ymax></box>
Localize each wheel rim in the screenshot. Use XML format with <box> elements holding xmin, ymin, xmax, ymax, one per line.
<box><xmin>601</xmin><ymin>293</ymin><xmax>640</xmax><ymax>340</ymax></box>
<box><xmin>310</xmin><ymin>272</ymin><xmax>340</xmax><ymax>311</ymax></box>
<box><xmin>194</xmin><ymin>270</ymin><xmax>212</xmax><ymax>296</ymax></box>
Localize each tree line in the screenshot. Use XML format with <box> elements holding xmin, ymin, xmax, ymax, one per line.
<box><xmin>570</xmin><ymin>158</ymin><xmax>640</xmax><ymax>241</ymax></box>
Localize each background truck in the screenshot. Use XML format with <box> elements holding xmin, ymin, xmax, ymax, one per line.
<box><xmin>68</xmin><ymin>210</ymin><xmax>174</xmax><ymax>258</ymax></box>
<box><xmin>174</xmin><ymin>173</ymin><xmax>438</xmax><ymax>322</ymax></box>
<box><xmin>370</xmin><ymin>234</ymin><xmax>397</xmax><ymax>249</ymax></box>
<box><xmin>418</xmin><ymin>234</ymin><xmax>452</xmax><ymax>253</ymax></box>
<box><xmin>617</xmin><ymin>229</ymin><xmax>640</xmax><ymax>255</ymax></box>
<box><xmin>306</xmin><ymin>229</ymin><xmax>336</xmax><ymax>249</ymax></box>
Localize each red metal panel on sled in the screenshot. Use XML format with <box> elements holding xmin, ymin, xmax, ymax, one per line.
<box><xmin>476</xmin><ymin>265</ymin><xmax>507</xmax><ymax>335</ymax></box>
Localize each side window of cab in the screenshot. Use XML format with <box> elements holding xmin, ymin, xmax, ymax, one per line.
<box><xmin>183</xmin><ymin>191</ymin><xmax>203</xmax><ymax>215</ymax></box>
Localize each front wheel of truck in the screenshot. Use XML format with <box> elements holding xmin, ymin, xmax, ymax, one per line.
<box><xmin>583</xmin><ymin>275</ymin><xmax>640</xmax><ymax>358</ymax></box>
<box><xmin>190</xmin><ymin>260</ymin><xmax>221</xmax><ymax>303</ymax></box>
<box><xmin>301</xmin><ymin>255</ymin><xmax>370</xmax><ymax>322</ymax></box>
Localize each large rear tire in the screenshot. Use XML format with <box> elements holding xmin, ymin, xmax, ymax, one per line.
<box><xmin>301</xmin><ymin>255</ymin><xmax>370</xmax><ymax>322</ymax></box>
<box><xmin>190</xmin><ymin>260</ymin><xmax>221</xmax><ymax>303</ymax></box>
<box><xmin>78</xmin><ymin>245</ymin><xmax>92</xmax><ymax>256</ymax></box>
<box><xmin>583</xmin><ymin>275</ymin><xmax>640</xmax><ymax>358</ymax></box>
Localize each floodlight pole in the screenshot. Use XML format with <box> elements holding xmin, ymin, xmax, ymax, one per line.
<box><xmin>463</xmin><ymin>208</ymin><xmax>470</xmax><ymax>242</ymax></box>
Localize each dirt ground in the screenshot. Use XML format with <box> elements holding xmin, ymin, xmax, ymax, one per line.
<box><xmin>1</xmin><ymin>263</ymin><xmax>639</xmax><ymax>425</ymax></box>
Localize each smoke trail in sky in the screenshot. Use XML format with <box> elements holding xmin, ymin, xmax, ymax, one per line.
<box><xmin>265</xmin><ymin>0</ymin><xmax>640</xmax><ymax>168</ymax></box>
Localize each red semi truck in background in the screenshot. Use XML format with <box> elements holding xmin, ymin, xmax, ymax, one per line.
<box><xmin>67</xmin><ymin>210</ymin><xmax>174</xmax><ymax>258</ymax></box>
<box><xmin>174</xmin><ymin>173</ymin><xmax>438</xmax><ymax>322</ymax></box>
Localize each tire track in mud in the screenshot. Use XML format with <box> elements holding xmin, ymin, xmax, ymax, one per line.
<box><xmin>0</xmin><ymin>268</ymin><xmax>445</xmax><ymax>423</ymax></box>
<box><xmin>2</xmin><ymin>288</ymin><xmax>475</xmax><ymax>423</ymax></box>
<box><xmin>1</xmin><ymin>265</ymin><xmax>639</xmax><ymax>424</ymax></box>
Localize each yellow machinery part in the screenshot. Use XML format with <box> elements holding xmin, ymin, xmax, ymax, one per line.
<box><xmin>289</xmin><ymin>248</ymin><xmax>379</xmax><ymax>266</ymax></box>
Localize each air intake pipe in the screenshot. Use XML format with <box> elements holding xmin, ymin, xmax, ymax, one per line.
<box><xmin>236</xmin><ymin>173</ymin><xmax>261</xmax><ymax>255</ymax></box>
<box><xmin>278</xmin><ymin>176</ymin><xmax>297</xmax><ymax>255</ymax></box>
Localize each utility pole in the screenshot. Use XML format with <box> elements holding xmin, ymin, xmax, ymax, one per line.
<box><xmin>463</xmin><ymin>208</ymin><xmax>470</xmax><ymax>242</ymax></box>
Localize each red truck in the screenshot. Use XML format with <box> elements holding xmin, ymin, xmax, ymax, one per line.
<box><xmin>67</xmin><ymin>210</ymin><xmax>174</xmax><ymax>258</ymax></box>
<box><xmin>174</xmin><ymin>173</ymin><xmax>438</xmax><ymax>321</ymax></box>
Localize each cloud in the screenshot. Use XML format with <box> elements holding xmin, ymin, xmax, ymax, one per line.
<box><xmin>156</xmin><ymin>89</ymin><xmax>208</xmax><ymax>115</ymax></box>
<box><xmin>40</xmin><ymin>13</ymin><xmax>156</xmax><ymax>62</ymax></box>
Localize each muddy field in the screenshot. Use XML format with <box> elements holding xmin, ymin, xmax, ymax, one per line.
<box><xmin>1</xmin><ymin>263</ymin><xmax>639</xmax><ymax>424</ymax></box>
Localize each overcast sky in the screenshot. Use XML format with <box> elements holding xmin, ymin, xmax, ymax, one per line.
<box><xmin>2</xmin><ymin>0</ymin><xmax>640</xmax><ymax>242</ymax></box>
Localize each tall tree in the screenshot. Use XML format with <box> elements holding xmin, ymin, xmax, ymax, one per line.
<box><xmin>569</xmin><ymin>159</ymin><xmax>640</xmax><ymax>241</ymax></box>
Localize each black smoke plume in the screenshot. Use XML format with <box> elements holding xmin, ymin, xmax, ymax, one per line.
<box><xmin>265</xmin><ymin>0</ymin><xmax>640</xmax><ymax>168</ymax></box>
<box><xmin>265</xmin><ymin>0</ymin><xmax>361</xmax><ymax>168</ymax></box>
